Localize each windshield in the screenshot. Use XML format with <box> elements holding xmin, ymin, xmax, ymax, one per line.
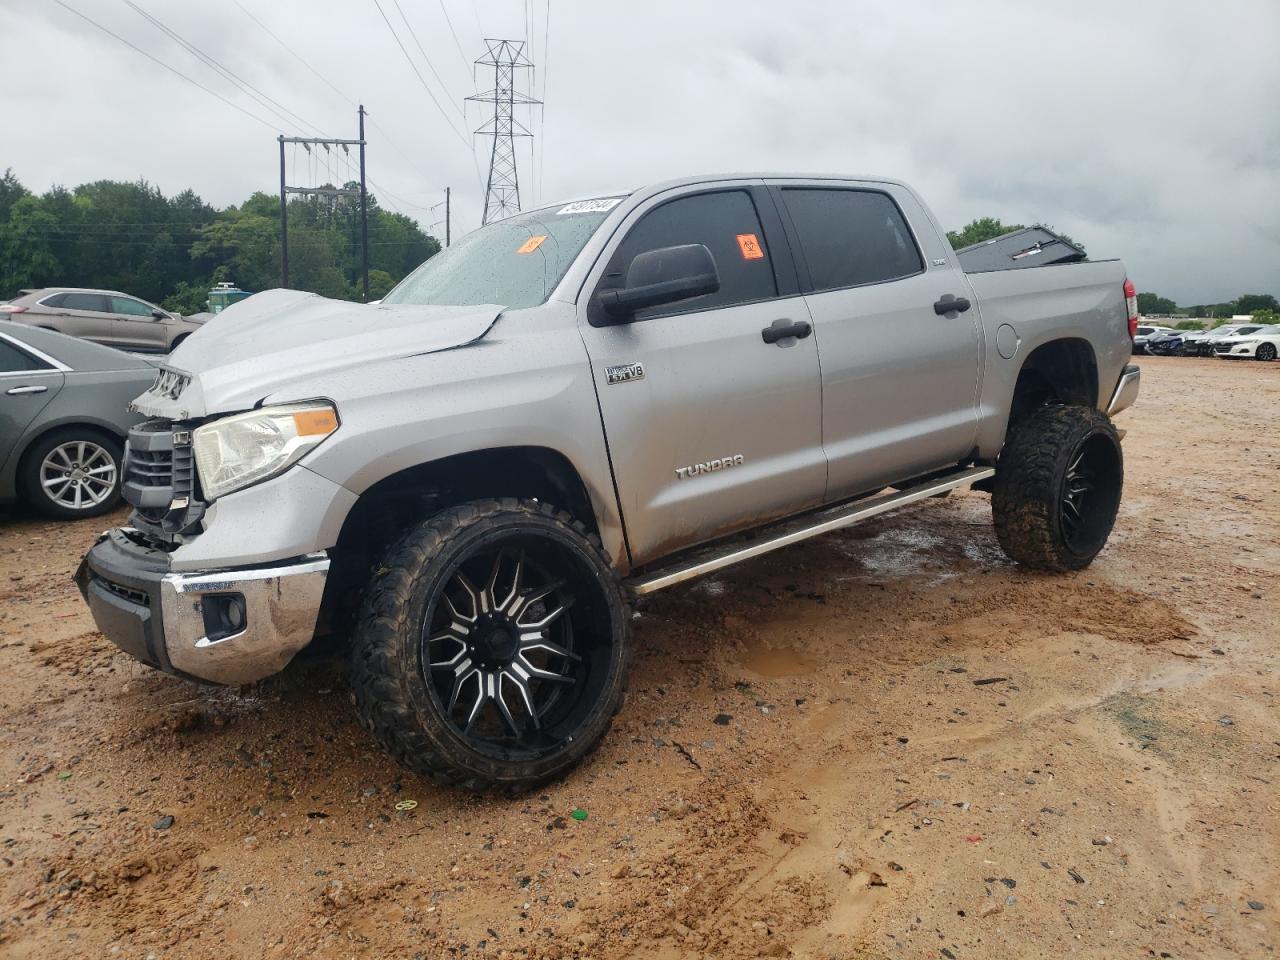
<box><xmin>383</xmin><ymin>197</ymin><xmax>626</xmax><ymax>309</ymax></box>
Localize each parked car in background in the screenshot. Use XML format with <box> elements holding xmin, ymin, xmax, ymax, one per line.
<box><xmin>1</xmin><ymin>287</ymin><xmax>207</xmax><ymax>353</ymax></box>
<box><xmin>1133</xmin><ymin>324</ymin><xmax>1175</xmax><ymax>355</ymax></box>
<box><xmin>0</xmin><ymin>322</ymin><xmax>157</xmax><ymax>518</ymax></box>
<box><xmin>1213</xmin><ymin>324</ymin><xmax>1280</xmax><ymax>361</ymax></box>
<box><xmin>1145</xmin><ymin>330</ymin><xmax>1187</xmax><ymax>356</ymax></box>
<box><xmin>1194</xmin><ymin>324</ymin><xmax>1266</xmax><ymax>356</ymax></box>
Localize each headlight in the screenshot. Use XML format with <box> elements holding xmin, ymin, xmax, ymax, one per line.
<box><xmin>1236</xmin><ymin>339</ymin><xmax>1259</xmax><ymax>345</ymax></box>
<box><xmin>193</xmin><ymin>402</ymin><xmax>339</xmax><ymax>501</ymax></box>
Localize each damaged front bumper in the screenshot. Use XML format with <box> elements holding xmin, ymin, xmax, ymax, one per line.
<box><xmin>76</xmin><ymin>529</ymin><xmax>329</xmax><ymax>685</ymax></box>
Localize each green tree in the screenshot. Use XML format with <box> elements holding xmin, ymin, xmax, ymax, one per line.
<box><xmin>1234</xmin><ymin>294</ymin><xmax>1279</xmax><ymax>315</ymax></box>
<box><xmin>0</xmin><ymin>169</ymin><xmax>439</xmax><ymax>305</ymax></box>
<box><xmin>0</xmin><ymin>195</ymin><xmax>63</xmax><ymax>295</ymax></box>
<box><xmin>947</xmin><ymin>217</ymin><xmax>1024</xmax><ymax>250</ymax></box>
<box><xmin>1137</xmin><ymin>292</ymin><xmax>1178</xmax><ymax>314</ymax></box>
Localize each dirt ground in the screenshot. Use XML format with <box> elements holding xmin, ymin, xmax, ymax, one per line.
<box><xmin>1</xmin><ymin>355</ymin><xmax>1276</xmax><ymax>960</ymax></box>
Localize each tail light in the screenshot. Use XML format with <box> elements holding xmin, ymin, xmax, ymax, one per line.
<box><xmin>0</xmin><ymin>304</ymin><xmax>27</xmax><ymax>314</ymax></box>
<box><xmin>1123</xmin><ymin>279</ymin><xmax>1138</xmax><ymax>338</ymax></box>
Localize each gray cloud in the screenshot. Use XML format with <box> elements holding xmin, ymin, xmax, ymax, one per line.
<box><xmin>2</xmin><ymin>0</ymin><xmax>1276</xmax><ymax>304</ymax></box>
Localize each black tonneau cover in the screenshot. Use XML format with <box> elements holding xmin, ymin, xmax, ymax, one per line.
<box><xmin>955</xmin><ymin>226</ymin><xmax>1085</xmax><ymax>273</ymax></box>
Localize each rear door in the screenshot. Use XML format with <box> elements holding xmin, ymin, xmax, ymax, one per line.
<box><xmin>0</xmin><ymin>335</ymin><xmax>65</xmax><ymax>471</ymax></box>
<box><xmin>769</xmin><ymin>179</ymin><xmax>981</xmax><ymax>500</ymax></box>
<box><xmin>576</xmin><ymin>183</ymin><xmax>826</xmax><ymax>566</ymax></box>
<box><xmin>110</xmin><ymin>296</ymin><xmax>166</xmax><ymax>351</ymax></box>
<box><xmin>54</xmin><ymin>292</ymin><xmax>116</xmax><ymax>344</ymax></box>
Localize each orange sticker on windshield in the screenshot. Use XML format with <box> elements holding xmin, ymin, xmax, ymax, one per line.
<box><xmin>736</xmin><ymin>233</ymin><xmax>765</xmax><ymax>260</ymax></box>
<box><xmin>516</xmin><ymin>235</ymin><xmax>547</xmax><ymax>254</ymax></box>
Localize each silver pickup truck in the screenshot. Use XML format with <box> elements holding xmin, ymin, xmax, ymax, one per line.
<box><xmin>77</xmin><ymin>174</ymin><xmax>1141</xmax><ymax>793</ymax></box>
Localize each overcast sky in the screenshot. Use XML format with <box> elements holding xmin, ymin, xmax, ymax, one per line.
<box><xmin>3</xmin><ymin>0</ymin><xmax>1277</xmax><ymax>305</ymax></box>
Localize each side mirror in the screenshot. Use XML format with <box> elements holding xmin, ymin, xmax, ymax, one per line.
<box><xmin>151</xmin><ymin>309</ymin><xmax>167</xmax><ymax>320</ymax></box>
<box><xmin>597</xmin><ymin>244</ymin><xmax>720</xmax><ymax>322</ymax></box>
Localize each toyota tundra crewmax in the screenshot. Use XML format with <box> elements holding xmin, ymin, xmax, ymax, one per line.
<box><xmin>77</xmin><ymin>174</ymin><xmax>1142</xmax><ymax>793</ymax></box>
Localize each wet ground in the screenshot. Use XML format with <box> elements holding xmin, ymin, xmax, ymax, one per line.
<box><xmin>0</xmin><ymin>355</ymin><xmax>1277</xmax><ymax>958</ymax></box>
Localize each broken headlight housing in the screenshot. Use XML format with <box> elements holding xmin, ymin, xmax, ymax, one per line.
<box><xmin>192</xmin><ymin>402</ymin><xmax>339</xmax><ymax>501</ymax></box>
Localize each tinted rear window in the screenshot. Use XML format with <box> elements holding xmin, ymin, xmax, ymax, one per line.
<box><xmin>40</xmin><ymin>293</ymin><xmax>67</xmax><ymax>308</ymax></box>
<box><xmin>781</xmin><ymin>188</ymin><xmax>923</xmax><ymax>291</ymax></box>
<box><xmin>60</xmin><ymin>292</ymin><xmax>110</xmax><ymax>312</ymax></box>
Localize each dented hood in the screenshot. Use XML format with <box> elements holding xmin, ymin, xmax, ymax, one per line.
<box><xmin>132</xmin><ymin>289</ymin><xmax>502</xmax><ymax>419</ymax></box>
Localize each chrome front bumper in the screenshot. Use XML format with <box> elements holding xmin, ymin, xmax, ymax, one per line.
<box><xmin>77</xmin><ymin>530</ymin><xmax>329</xmax><ymax>685</ymax></box>
<box><xmin>1106</xmin><ymin>364</ymin><xmax>1141</xmax><ymax>417</ymax></box>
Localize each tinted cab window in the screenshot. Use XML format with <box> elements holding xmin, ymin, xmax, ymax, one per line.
<box><xmin>603</xmin><ymin>190</ymin><xmax>778</xmax><ymax>320</ymax></box>
<box><xmin>781</xmin><ymin>188</ymin><xmax>923</xmax><ymax>291</ymax></box>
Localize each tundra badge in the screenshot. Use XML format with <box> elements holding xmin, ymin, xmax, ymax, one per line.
<box><xmin>676</xmin><ymin>454</ymin><xmax>745</xmax><ymax>479</ymax></box>
<box><xmin>605</xmin><ymin>362</ymin><xmax>645</xmax><ymax>385</ymax></box>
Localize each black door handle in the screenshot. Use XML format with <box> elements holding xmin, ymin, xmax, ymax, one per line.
<box><xmin>761</xmin><ymin>319</ymin><xmax>812</xmax><ymax>344</ymax></box>
<box><xmin>934</xmin><ymin>295</ymin><xmax>971</xmax><ymax>315</ymax></box>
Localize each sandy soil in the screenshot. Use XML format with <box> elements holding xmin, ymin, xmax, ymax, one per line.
<box><xmin>0</xmin><ymin>356</ymin><xmax>1276</xmax><ymax>960</ymax></box>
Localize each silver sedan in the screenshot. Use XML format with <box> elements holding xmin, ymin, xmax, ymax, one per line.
<box><xmin>0</xmin><ymin>322</ymin><xmax>157</xmax><ymax>519</ymax></box>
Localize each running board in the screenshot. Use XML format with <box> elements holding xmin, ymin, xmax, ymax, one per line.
<box><xmin>628</xmin><ymin>465</ymin><xmax>996</xmax><ymax>597</ymax></box>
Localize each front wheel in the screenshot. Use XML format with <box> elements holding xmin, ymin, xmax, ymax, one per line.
<box><xmin>1257</xmin><ymin>342</ymin><xmax>1277</xmax><ymax>362</ymax></box>
<box><xmin>349</xmin><ymin>499</ymin><xmax>629</xmax><ymax>794</ymax></box>
<box><xmin>992</xmin><ymin>405</ymin><xmax>1123</xmax><ymax>571</ymax></box>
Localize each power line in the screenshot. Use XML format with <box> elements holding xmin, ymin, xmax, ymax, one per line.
<box><xmin>390</xmin><ymin>0</ymin><xmax>466</xmax><ymax>118</ymax></box>
<box><xmin>369</xmin><ymin>0</ymin><xmax>472</xmax><ymax>148</ymax></box>
<box><xmin>435</xmin><ymin>0</ymin><xmax>475</xmax><ymax>89</ymax></box>
<box><xmin>122</xmin><ymin>0</ymin><xmax>327</xmax><ymax>138</ymax></box>
<box><xmin>53</xmin><ymin>0</ymin><xmax>279</xmax><ymax>132</ymax></box>
<box><xmin>230</xmin><ymin>0</ymin><xmax>357</xmax><ymax>109</ymax></box>
<box><xmin>227</xmin><ymin>1</ymin><xmax>445</xmax><ymax>221</ymax></box>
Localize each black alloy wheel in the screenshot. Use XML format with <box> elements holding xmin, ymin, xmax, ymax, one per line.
<box><xmin>350</xmin><ymin>499</ymin><xmax>629</xmax><ymax>793</ymax></box>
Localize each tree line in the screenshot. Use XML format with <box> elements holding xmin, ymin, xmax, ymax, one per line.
<box><xmin>0</xmin><ymin>168</ymin><xmax>440</xmax><ymax>313</ymax></box>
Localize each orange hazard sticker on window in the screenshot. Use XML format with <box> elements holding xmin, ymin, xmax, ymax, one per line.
<box><xmin>516</xmin><ymin>235</ymin><xmax>548</xmax><ymax>254</ymax></box>
<box><xmin>736</xmin><ymin>233</ymin><xmax>765</xmax><ymax>260</ymax></box>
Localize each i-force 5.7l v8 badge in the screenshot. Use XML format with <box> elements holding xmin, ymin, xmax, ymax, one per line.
<box><xmin>605</xmin><ymin>362</ymin><xmax>645</xmax><ymax>385</ymax></box>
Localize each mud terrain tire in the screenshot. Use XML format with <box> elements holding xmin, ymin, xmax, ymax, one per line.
<box><xmin>349</xmin><ymin>498</ymin><xmax>629</xmax><ymax>794</ymax></box>
<box><xmin>993</xmin><ymin>405</ymin><xmax>1123</xmax><ymax>571</ymax></box>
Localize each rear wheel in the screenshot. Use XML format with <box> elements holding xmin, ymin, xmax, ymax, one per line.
<box><xmin>992</xmin><ymin>405</ymin><xmax>1123</xmax><ymax>571</ymax></box>
<box><xmin>349</xmin><ymin>498</ymin><xmax>629</xmax><ymax>793</ymax></box>
<box><xmin>1257</xmin><ymin>342</ymin><xmax>1277</xmax><ymax>362</ymax></box>
<box><xmin>20</xmin><ymin>428</ymin><xmax>123</xmax><ymax>519</ymax></box>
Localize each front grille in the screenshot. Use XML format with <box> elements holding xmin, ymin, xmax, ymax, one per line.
<box><xmin>1214</xmin><ymin>343</ymin><xmax>1234</xmax><ymax>353</ymax></box>
<box><xmin>123</xmin><ymin>419</ymin><xmax>204</xmax><ymax>539</ymax></box>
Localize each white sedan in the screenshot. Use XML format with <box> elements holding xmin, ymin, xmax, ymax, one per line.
<box><xmin>1213</xmin><ymin>324</ymin><xmax>1280</xmax><ymax>361</ymax></box>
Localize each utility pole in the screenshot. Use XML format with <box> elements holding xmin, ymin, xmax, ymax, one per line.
<box><xmin>278</xmin><ymin>134</ymin><xmax>289</xmax><ymax>287</ymax></box>
<box><xmin>276</xmin><ymin>107</ymin><xmax>370</xmax><ymax>297</ymax></box>
<box><xmin>358</xmin><ymin>104</ymin><xmax>369</xmax><ymax>301</ymax></box>
<box><xmin>431</xmin><ymin>188</ymin><xmax>452</xmax><ymax>248</ymax></box>
<box><xmin>467</xmin><ymin>40</ymin><xmax>540</xmax><ymax>225</ymax></box>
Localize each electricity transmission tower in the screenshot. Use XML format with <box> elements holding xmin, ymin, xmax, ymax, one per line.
<box><xmin>467</xmin><ymin>40</ymin><xmax>540</xmax><ymax>224</ymax></box>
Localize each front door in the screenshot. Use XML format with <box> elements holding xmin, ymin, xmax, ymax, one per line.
<box><xmin>769</xmin><ymin>181</ymin><xmax>982</xmax><ymax>499</ymax></box>
<box><xmin>110</xmin><ymin>296</ymin><xmax>166</xmax><ymax>351</ymax></box>
<box><xmin>577</xmin><ymin>185</ymin><xmax>826</xmax><ymax>566</ymax></box>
